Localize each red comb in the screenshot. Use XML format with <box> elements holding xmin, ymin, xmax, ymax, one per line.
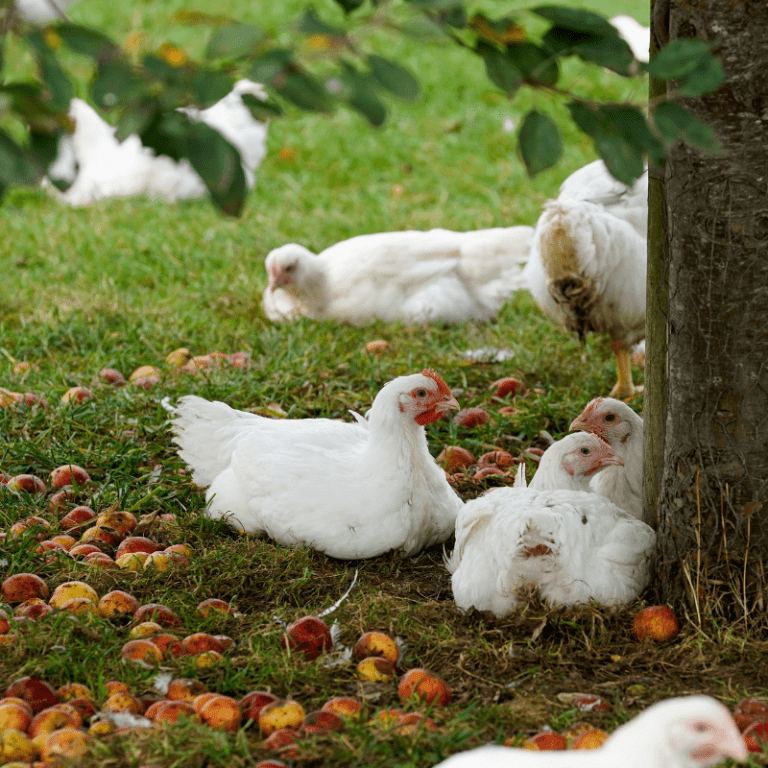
<box><xmin>582</xmin><ymin>397</ymin><xmax>604</xmax><ymax>415</ymax></box>
<box><xmin>422</xmin><ymin>368</ymin><xmax>452</xmax><ymax>397</ymax></box>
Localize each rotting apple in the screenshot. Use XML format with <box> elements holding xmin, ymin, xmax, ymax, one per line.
<box><xmin>353</xmin><ymin>631</ymin><xmax>399</xmax><ymax>664</ymax></box>
<box><xmin>356</xmin><ymin>657</ymin><xmax>395</xmax><ymax>682</ymax></box>
<box><xmin>258</xmin><ymin>700</ymin><xmax>306</xmax><ymax>736</ymax></box>
<box><xmin>280</xmin><ymin>615</ymin><xmax>332</xmax><ymax>660</ymax></box>
<box><xmin>1</xmin><ymin>573</ymin><xmax>50</xmax><ymax>603</ymax></box>
<box><xmin>49</xmin><ymin>464</ymin><xmax>91</xmax><ymax>489</ymax></box>
<box><xmin>631</xmin><ymin>605</ymin><xmax>679</xmax><ymax>642</ymax></box>
<box><xmin>397</xmin><ymin>668</ymin><xmax>451</xmax><ymax>706</ymax></box>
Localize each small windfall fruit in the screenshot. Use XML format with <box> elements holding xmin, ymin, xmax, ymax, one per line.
<box><xmin>632</xmin><ymin>606</ymin><xmax>679</xmax><ymax>642</ymax></box>
<box><xmin>397</xmin><ymin>668</ymin><xmax>451</xmax><ymax>706</ymax></box>
<box><xmin>280</xmin><ymin>616</ymin><xmax>332</xmax><ymax>660</ymax></box>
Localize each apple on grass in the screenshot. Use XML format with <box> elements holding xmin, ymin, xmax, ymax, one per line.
<box><xmin>120</xmin><ymin>639</ymin><xmax>163</xmax><ymax>667</ymax></box>
<box><xmin>2</xmin><ymin>573</ymin><xmax>50</xmax><ymax>603</ymax></box>
<box><xmin>102</xmin><ymin>692</ymin><xmax>144</xmax><ymax>715</ymax></box>
<box><xmin>49</xmin><ymin>581</ymin><xmax>99</xmax><ymax>609</ymax></box>
<box><xmin>98</xmin><ymin>590</ymin><xmax>140</xmax><ymax>618</ymax></box>
<box><xmin>743</xmin><ymin>720</ymin><xmax>768</xmax><ymax>753</ymax></box>
<box><xmin>281</xmin><ymin>616</ymin><xmax>332</xmax><ymax>660</ymax></box>
<box><xmin>166</xmin><ymin>678</ymin><xmax>207</xmax><ymax>702</ymax></box>
<box><xmin>240</xmin><ymin>691</ymin><xmax>279</xmax><ymax>722</ymax></box>
<box><xmin>0</xmin><ymin>700</ymin><xmax>32</xmax><ymax>732</ymax></box>
<box><xmin>133</xmin><ymin>603</ymin><xmax>182</xmax><ymax>628</ymax></box>
<box><xmin>152</xmin><ymin>700</ymin><xmax>200</xmax><ymax>725</ymax></box>
<box><xmin>199</xmin><ymin>695</ymin><xmax>242</xmax><ymax>732</ymax></box>
<box><xmin>49</xmin><ymin>464</ymin><xmax>91</xmax><ymax>489</ymax></box>
<box><xmin>353</xmin><ymin>630</ymin><xmax>399</xmax><ymax>664</ymax></box>
<box><xmin>300</xmin><ymin>710</ymin><xmax>344</xmax><ymax>734</ymax></box>
<box><xmin>258</xmin><ymin>700</ymin><xmax>306</xmax><ymax>736</ymax></box>
<box><xmin>572</xmin><ymin>729</ymin><xmax>610</xmax><ymax>749</ymax></box>
<box><xmin>263</xmin><ymin>728</ymin><xmax>300</xmax><ymax>757</ymax></box>
<box><xmin>522</xmin><ymin>731</ymin><xmax>568</xmax><ymax>750</ymax></box>
<box><xmin>436</xmin><ymin>446</ymin><xmax>476</xmax><ymax>472</ymax></box>
<box><xmin>321</xmin><ymin>697</ymin><xmax>362</xmax><ymax>720</ymax></box>
<box><xmin>398</xmin><ymin>668</ymin><xmax>452</xmax><ymax>706</ymax></box>
<box><xmin>57</xmin><ymin>683</ymin><xmax>93</xmax><ymax>702</ymax></box>
<box><xmin>356</xmin><ymin>657</ymin><xmax>395</xmax><ymax>682</ymax></box>
<box><xmin>5</xmin><ymin>677</ymin><xmax>59</xmax><ymax>713</ymax></box>
<box><xmin>59</xmin><ymin>506</ymin><xmax>97</xmax><ymax>532</ymax></box>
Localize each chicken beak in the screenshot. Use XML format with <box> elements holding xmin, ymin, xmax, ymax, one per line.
<box><xmin>434</xmin><ymin>394</ymin><xmax>460</xmax><ymax>413</ymax></box>
<box><xmin>569</xmin><ymin>415</ymin><xmax>585</xmax><ymax>432</ymax></box>
<box><xmin>603</xmin><ymin>454</ymin><xmax>624</xmax><ymax>467</ymax></box>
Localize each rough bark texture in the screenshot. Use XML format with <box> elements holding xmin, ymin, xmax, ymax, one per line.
<box><xmin>655</xmin><ymin>0</ymin><xmax>768</xmax><ymax>622</ymax></box>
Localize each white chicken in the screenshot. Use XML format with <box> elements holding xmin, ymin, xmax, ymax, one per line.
<box><xmin>163</xmin><ymin>369</ymin><xmax>464</xmax><ymax>559</ymax></box>
<box><xmin>523</xmin><ymin>159</ymin><xmax>647</xmax><ymax>398</ymax></box>
<box><xmin>570</xmin><ymin>396</ymin><xmax>647</xmax><ymax>524</ymax></box>
<box><xmin>15</xmin><ymin>0</ymin><xmax>78</xmax><ymax>23</ymax></box>
<box><xmin>446</xmin><ymin>433</ymin><xmax>655</xmax><ymax>616</ymax></box>
<box><xmin>610</xmin><ymin>14</ymin><xmax>651</xmax><ymax>63</ymax></box>
<box><xmin>434</xmin><ymin>695</ymin><xmax>748</xmax><ymax>768</ymax></box>
<box><xmin>46</xmin><ymin>80</ymin><xmax>269</xmax><ymax>206</ymax></box>
<box><xmin>262</xmin><ymin>225</ymin><xmax>534</xmax><ymax>325</ymax></box>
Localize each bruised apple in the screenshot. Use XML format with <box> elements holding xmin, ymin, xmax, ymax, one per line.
<box><xmin>5</xmin><ymin>676</ymin><xmax>59</xmax><ymax>712</ymax></box>
<box><xmin>356</xmin><ymin>657</ymin><xmax>395</xmax><ymax>682</ymax></box>
<box><xmin>240</xmin><ymin>691</ymin><xmax>279</xmax><ymax>723</ymax></box>
<box><xmin>523</xmin><ymin>731</ymin><xmax>567</xmax><ymax>750</ymax></box>
<box><xmin>258</xmin><ymin>700</ymin><xmax>306</xmax><ymax>736</ymax></box>
<box><xmin>49</xmin><ymin>464</ymin><xmax>91</xmax><ymax>489</ymax></box>
<box><xmin>436</xmin><ymin>446</ymin><xmax>475</xmax><ymax>471</ymax></box>
<box><xmin>281</xmin><ymin>616</ymin><xmax>332</xmax><ymax>660</ymax></box>
<box><xmin>321</xmin><ymin>697</ymin><xmax>362</xmax><ymax>720</ymax></box>
<box><xmin>572</xmin><ymin>729</ymin><xmax>610</xmax><ymax>749</ymax></box>
<box><xmin>300</xmin><ymin>710</ymin><xmax>343</xmax><ymax>734</ymax></box>
<box><xmin>2</xmin><ymin>573</ymin><xmax>50</xmax><ymax>603</ymax></box>
<box><xmin>49</xmin><ymin>581</ymin><xmax>99</xmax><ymax>609</ymax></box>
<box><xmin>353</xmin><ymin>630</ymin><xmax>399</xmax><ymax>664</ymax></box>
<box><xmin>7</xmin><ymin>474</ymin><xmax>46</xmax><ymax>494</ymax></box>
<box><xmin>632</xmin><ymin>606</ymin><xmax>679</xmax><ymax>642</ymax></box>
<box><xmin>453</xmin><ymin>407</ymin><xmax>490</xmax><ymax>428</ymax></box>
<box><xmin>397</xmin><ymin>668</ymin><xmax>451</xmax><ymax>706</ymax></box>
<box><xmin>199</xmin><ymin>695</ymin><xmax>242</xmax><ymax>732</ymax></box>
<box><xmin>98</xmin><ymin>590</ymin><xmax>140</xmax><ymax>618</ymax></box>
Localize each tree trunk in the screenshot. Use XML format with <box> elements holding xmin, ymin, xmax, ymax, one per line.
<box><xmin>653</xmin><ymin>0</ymin><xmax>768</xmax><ymax>623</ymax></box>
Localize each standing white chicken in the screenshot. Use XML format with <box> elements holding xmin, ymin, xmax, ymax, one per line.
<box><xmin>262</xmin><ymin>225</ymin><xmax>534</xmax><ymax>325</ymax></box>
<box><xmin>163</xmin><ymin>369</ymin><xmax>464</xmax><ymax>559</ymax></box>
<box><xmin>46</xmin><ymin>80</ymin><xmax>269</xmax><ymax>206</ymax></box>
<box><xmin>446</xmin><ymin>433</ymin><xmax>655</xmax><ymax>616</ymax></box>
<box><xmin>523</xmin><ymin>160</ymin><xmax>647</xmax><ymax>398</ymax></box>
<box><xmin>434</xmin><ymin>695</ymin><xmax>747</xmax><ymax>768</ymax></box>
<box><xmin>570</xmin><ymin>396</ymin><xmax>647</xmax><ymax>524</ymax></box>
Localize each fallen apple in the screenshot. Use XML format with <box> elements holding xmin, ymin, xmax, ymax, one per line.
<box><xmin>98</xmin><ymin>368</ymin><xmax>127</xmax><ymax>386</ymax></box>
<box><xmin>102</xmin><ymin>692</ymin><xmax>144</xmax><ymax>715</ymax></box>
<box><xmin>95</xmin><ymin>510</ymin><xmax>137</xmax><ymax>536</ymax></box>
<box><xmin>571</xmin><ymin>728</ymin><xmax>609</xmax><ymax>749</ymax></box>
<box><xmin>0</xmin><ymin>728</ymin><xmax>37</xmax><ymax>762</ymax></box>
<box><xmin>129</xmin><ymin>365</ymin><xmax>162</xmax><ymax>382</ymax></box>
<box><xmin>49</xmin><ymin>581</ymin><xmax>99</xmax><ymax>609</ymax></box>
<box><xmin>453</xmin><ymin>407</ymin><xmax>490</xmax><ymax>428</ymax></box>
<box><xmin>300</xmin><ymin>710</ymin><xmax>343</xmax><ymax>734</ymax></box>
<box><xmin>734</xmin><ymin>697</ymin><xmax>768</xmax><ymax>731</ymax></box>
<box><xmin>165</xmin><ymin>348</ymin><xmax>192</xmax><ymax>367</ymax></box>
<box><xmin>133</xmin><ymin>603</ymin><xmax>182</xmax><ymax>628</ymax></box>
<box><xmin>130</xmin><ymin>621</ymin><xmax>165</xmax><ymax>638</ymax></box>
<box><xmin>397</xmin><ymin>668</ymin><xmax>451</xmax><ymax>706</ymax></box>
<box><xmin>436</xmin><ymin>446</ymin><xmax>476</xmax><ymax>471</ymax></box>
<box><xmin>240</xmin><ymin>691</ymin><xmax>279</xmax><ymax>723</ymax></box>
<box><xmin>152</xmin><ymin>700</ymin><xmax>200</xmax><ymax>725</ymax></box>
<box><xmin>5</xmin><ymin>676</ymin><xmax>59</xmax><ymax>713</ymax></box>
<box><xmin>259</xmin><ymin>700</ymin><xmax>306</xmax><ymax>736</ymax></box>
<box><xmin>263</xmin><ymin>727</ymin><xmax>301</xmax><ymax>757</ymax></box>
<box><xmin>7</xmin><ymin>474</ymin><xmax>47</xmax><ymax>494</ymax></box>
<box><xmin>743</xmin><ymin>720</ymin><xmax>768</xmax><ymax>753</ymax></box>
<box><xmin>98</xmin><ymin>590</ymin><xmax>140</xmax><ymax>618</ymax></box>
<box><xmin>490</xmin><ymin>377</ymin><xmax>526</xmax><ymax>399</ymax></box>
<box><xmin>181</xmin><ymin>632</ymin><xmax>224</xmax><ymax>656</ymax></box>
<box><xmin>120</xmin><ymin>639</ymin><xmax>163</xmax><ymax>667</ymax></box>
<box><xmin>61</xmin><ymin>386</ymin><xmax>92</xmax><ymax>404</ymax></box>
<box><xmin>196</xmin><ymin>597</ymin><xmax>236</xmax><ymax>618</ymax></box>
<box><xmin>523</xmin><ymin>731</ymin><xmax>567</xmax><ymax>750</ymax></box>
<box><xmin>281</xmin><ymin>615</ymin><xmax>332</xmax><ymax>660</ymax></box>
<box><xmin>478</xmin><ymin>450</ymin><xmax>516</xmax><ymax>470</ymax></box>
<box><xmin>49</xmin><ymin>464</ymin><xmax>91</xmax><ymax>489</ymax></box>
<box><xmin>0</xmin><ymin>700</ymin><xmax>32</xmax><ymax>732</ymax></box>
<box><xmin>353</xmin><ymin>630</ymin><xmax>399</xmax><ymax>664</ymax></box>
<box><xmin>356</xmin><ymin>657</ymin><xmax>395</xmax><ymax>682</ymax></box>
<box><xmin>2</xmin><ymin>573</ymin><xmax>50</xmax><ymax>603</ymax></box>
<box><xmin>166</xmin><ymin>678</ymin><xmax>207</xmax><ymax>702</ymax></box>
<box><xmin>632</xmin><ymin>605</ymin><xmax>679</xmax><ymax>642</ymax></box>
<box><xmin>80</xmin><ymin>524</ymin><xmax>122</xmax><ymax>549</ymax></box>
<box><xmin>199</xmin><ymin>695</ymin><xmax>242</xmax><ymax>732</ymax></box>
<box><xmin>364</xmin><ymin>339</ymin><xmax>389</xmax><ymax>355</ymax></box>
<box><xmin>320</xmin><ymin>696</ymin><xmax>362</xmax><ymax>720</ymax></box>
<box><xmin>57</xmin><ymin>683</ymin><xmax>93</xmax><ymax>702</ymax></box>
<box><xmin>59</xmin><ymin>506</ymin><xmax>97</xmax><ymax>532</ymax></box>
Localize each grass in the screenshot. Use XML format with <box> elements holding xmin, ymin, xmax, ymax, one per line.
<box><xmin>3</xmin><ymin>1</ymin><xmax>764</xmax><ymax>767</ymax></box>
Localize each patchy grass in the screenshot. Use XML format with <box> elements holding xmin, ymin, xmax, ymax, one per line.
<box><xmin>3</xmin><ymin>1</ymin><xmax>762</xmax><ymax>767</ymax></box>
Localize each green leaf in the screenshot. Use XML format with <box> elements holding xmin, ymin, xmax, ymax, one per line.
<box><xmin>477</xmin><ymin>42</ymin><xmax>522</xmax><ymax>96</ymax></box>
<box><xmin>405</xmin><ymin>0</ymin><xmax>464</xmax><ymax>8</ymax></box>
<box><xmin>653</xmin><ymin>102</ymin><xmax>718</xmax><ymax>150</ymax></box>
<box><xmin>181</xmin><ymin>120</ymin><xmax>248</xmax><ymax>216</ymax></box>
<box><xmin>368</xmin><ymin>55</ymin><xmax>420</xmax><ymax>101</ymax></box>
<box><xmin>276</xmin><ymin>70</ymin><xmax>332</xmax><ymax>112</ymax></box>
<box><xmin>543</xmin><ymin>27</ymin><xmax>632</xmax><ymax>75</ymax></box>
<box><xmin>115</xmin><ymin>100</ymin><xmax>157</xmax><ymax>141</ymax></box>
<box><xmin>191</xmin><ymin>70</ymin><xmax>235</xmax><ymax>107</ymax></box>
<box><xmin>2</xmin><ymin>83</ymin><xmax>67</xmax><ymax>134</ymax></box>
<box><xmin>567</xmin><ymin>101</ymin><xmax>645</xmax><ymax>185</ymax></box>
<box><xmin>533</xmin><ymin>5</ymin><xmax>616</xmax><ymax>36</ymax></box>
<box><xmin>399</xmin><ymin>18</ymin><xmax>448</xmax><ymax>42</ymax></box>
<box><xmin>295</xmin><ymin>7</ymin><xmax>344</xmax><ymax>37</ymax></box>
<box><xmin>30</xmin><ymin>130</ymin><xmax>63</xmax><ymax>170</ymax></box>
<box><xmin>38</xmin><ymin>53</ymin><xmax>73</xmax><ymax>110</ymax></box>
<box><xmin>505</xmin><ymin>42</ymin><xmax>559</xmax><ymax>86</ymax></box>
<box><xmin>241</xmin><ymin>93</ymin><xmax>283</xmax><ymax>121</ymax></box>
<box><xmin>647</xmin><ymin>39</ymin><xmax>711</xmax><ymax>79</ymax></box>
<box><xmin>518</xmin><ymin>110</ymin><xmax>562</xmax><ymax>175</ymax></box>
<box><xmin>250</xmin><ymin>49</ymin><xmax>293</xmax><ymax>84</ymax></box>
<box><xmin>600</xmin><ymin>104</ymin><xmax>666</xmax><ymax>165</ymax></box>
<box><xmin>0</xmin><ymin>129</ymin><xmax>41</xmax><ymax>185</ymax></box>
<box><xmin>57</xmin><ymin>23</ymin><xmax>120</xmax><ymax>60</ymax></box>
<box><xmin>205</xmin><ymin>24</ymin><xmax>263</xmax><ymax>61</ymax></box>
<box><xmin>347</xmin><ymin>87</ymin><xmax>387</xmax><ymax>126</ymax></box>
<box><xmin>677</xmin><ymin>57</ymin><xmax>724</xmax><ymax>97</ymax></box>
<box><xmin>333</xmin><ymin>0</ymin><xmax>364</xmax><ymax>12</ymax></box>
<box><xmin>91</xmin><ymin>61</ymin><xmax>145</xmax><ymax>110</ymax></box>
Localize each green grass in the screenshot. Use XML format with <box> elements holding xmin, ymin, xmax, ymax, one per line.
<box><xmin>4</xmin><ymin>2</ymin><xmax>757</xmax><ymax>768</ymax></box>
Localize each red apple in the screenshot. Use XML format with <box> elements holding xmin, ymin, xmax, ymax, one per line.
<box><xmin>196</xmin><ymin>597</ymin><xmax>236</xmax><ymax>618</ymax></box>
<box><xmin>59</xmin><ymin>506</ymin><xmax>97</xmax><ymax>531</ymax></box>
<box><xmin>61</xmin><ymin>386</ymin><xmax>92</xmax><ymax>404</ymax></box>
<box><xmin>280</xmin><ymin>616</ymin><xmax>332</xmax><ymax>660</ymax></box>
<box><xmin>133</xmin><ymin>603</ymin><xmax>182</xmax><ymax>628</ymax></box>
<box><xmin>7</xmin><ymin>474</ymin><xmax>46</xmax><ymax>494</ymax></box>
<box><xmin>98</xmin><ymin>368</ymin><xmax>126</xmax><ymax>386</ymax></box>
<box><xmin>199</xmin><ymin>695</ymin><xmax>242</xmax><ymax>732</ymax></box>
<box><xmin>353</xmin><ymin>630</ymin><xmax>399</xmax><ymax>664</ymax></box>
<box><xmin>523</xmin><ymin>731</ymin><xmax>568</xmax><ymax>750</ymax></box>
<box><xmin>5</xmin><ymin>676</ymin><xmax>59</xmax><ymax>713</ymax></box>
<box><xmin>263</xmin><ymin>728</ymin><xmax>300</xmax><ymax>757</ymax></box>
<box><xmin>1</xmin><ymin>573</ymin><xmax>49</xmax><ymax>603</ymax></box>
<box><xmin>116</xmin><ymin>536</ymin><xmax>161</xmax><ymax>557</ymax></box>
<box><xmin>490</xmin><ymin>377</ymin><xmax>526</xmax><ymax>399</ymax></box>
<box><xmin>300</xmin><ymin>710</ymin><xmax>343</xmax><ymax>734</ymax></box>
<box><xmin>632</xmin><ymin>606</ymin><xmax>679</xmax><ymax>642</ymax></box>
<box><xmin>572</xmin><ymin>729</ymin><xmax>610</xmax><ymax>749</ymax></box>
<box><xmin>240</xmin><ymin>691</ymin><xmax>279</xmax><ymax>722</ymax></box>
<box><xmin>734</xmin><ymin>697</ymin><xmax>768</xmax><ymax>731</ymax></box>
<box><xmin>49</xmin><ymin>464</ymin><xmax>91</xmax><ymax>489</ymax></box>
<box><xmin>398</xmin><ymin>668</ymin><xmax>451</xmax><ymax>706</ymax></box>
<box><xmin>743</xmin><ymin>720</ymin><xmax>768</xmax><ymax>753</ymax></box>
<box><xmin>453</xmin><ymin>407</ymin><xmax>490</xmax><ymax>428</ymax></box>
<box><xmin>320</xmin><ymin>696</ymin><xmax>362</xmax><ymax>720</ymax></box>
<box><xmin>436</xmin><ymin>446</ymin><xmax>475</xmax><ymax>471</ymax></box>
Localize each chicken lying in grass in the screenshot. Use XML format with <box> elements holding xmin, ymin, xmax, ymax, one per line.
<box><xmin>523</xmin><ymin>160</ymin><xmax>647</xmax><ymax>399</ymax></box>
<box><xmin>163</xmin><ymin>369</ymin><xmax>463</xmax><ymax>559</ymax></box>
<box><xmin>570</xmin><ymin>396</ymin><xmax>646</xmax><ymax>523</ymax></box>
<box><xmin>435</xmin><ymin>695</ymin><xmax>747</xmax><ymax>768</ymax></box>
<box><xmin>446</xmin><ymin>433</ymin><xmax>655</xmax><ymax>616</ymax></box>
<box><xmin>262</xmin><ymin>225</ymin><xmax>534</xmax><ymax>325</ymax></box>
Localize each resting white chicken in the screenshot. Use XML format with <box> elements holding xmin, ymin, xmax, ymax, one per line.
<box><xmin>164</xmin><ymin>369</ymin><xmax>464</xmax><ymax>559</ymax></box>
<box><xmin>262</xmin><ymin>225</ymin><xmax>534</xmax><ymax>324</ymax></box>
<box><xmin>570</xmin><ymin>396</ymin><xmax>647</xmax><ymax>524</ymax></box>
<box><xmin>435</xmin><ymin>695</ymin><xmax>747</xmax><ymax>768</ymax></box>
<box><xmin>46</xmin><ymin>80</ymin><xmax>269</xmax><ymax>206</ymax></box>
<box><xmin>523</xmin><ymin>159</ymin><xmax>647</xmax><ymax>398</ymax></box>
<box><xmin>446</xmin><ymin>433</ymin><xmax>655</xmax><ymax>616</ymax></box>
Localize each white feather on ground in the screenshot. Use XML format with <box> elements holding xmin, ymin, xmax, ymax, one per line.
<box><xmin>523</xmin><ymin>159</ymin><xmax>647</xmax><ymax>399</ymax></box>
<box><xmin>262</xmin><ymin>225</ymin><xmax>534</xmax><ymax>325</ymax></box>
<box><xmin>446</xmin><ymin>433</ymin><xmax>655</xmax><ymax>617</ymax></box>
<box><xmin>570</xmin><ymin>396</ymin><xmax>646</xmax><ymax>523</ymax></box>
<box><xmin>45</xmin><ymin>80</ymin><xmax>268</xmax><ymax>206</ymax></box>
<box><xmin>434</xmin><ymin>695</ymin><xmax>748</xmax><ymax>768</ymax></box>
<box><xmin>163</xmin><ymin>369</ymin><xmax>464</xmax><ymax>559</ymax></box>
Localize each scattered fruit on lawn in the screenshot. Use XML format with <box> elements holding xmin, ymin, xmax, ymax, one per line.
<box><xmin>49</xmin><ymin>581</ymin><xmax>98</xmax><ymax>609</ymax></box>
<box><xmin>198</xmin><ymin>695</ymin><xmax>242</xmax><ymax>732</ymax></box>
<box><xmin>356</xmin><ymin>657</ymin><xmax>395</xmax><ymax>682</ymax></box>
<box><xmin>196</xmin><ymin>597</ymin><xmax>236</xmax><ymax>618</ymax></box>
<box><xmin>240</xmin><ymin>691</ymin><xmax>279</xmax><ymax>723</ymax></box>
<box><xmin>632</xmin><ymin>606</ymin><xmax>679</xmax><ymax>642</ymax></box>
<box><xmin>258</xmin><ymin>700</ymin><xmax>306</xmax><ymax>736</ymax></box>
<box><xmin>364</xmin><ymin>339</ymin><xmax>389</xmax><ymax>355</ymax></box>
<box><xmin>120</xmin><ymin>639</ymin><xmax>163</xmax><ymax>666</ymax></box>
<box><xmin>300</xmin><ymin>710</ymin><xmax>343</xmax><ymax>734</ymax></box>
<box><xmin>453</xmin><ymin>407</ymin><xmax>490</xmax><ymax>428</ymax></box>
<box><xmin>398</xmin><ymin>668</ymin><xmax>451</xmax><ymax>706</ymax></box>
<box><xmin>98</xmin><ymin>590</ymin><xmax>140</xmax><ymax>618</ymax></box>
<box><xmin>490</xmin><ymin>377</ymin><xmax>526</xmax><ymax>399</ymax></box>
<box><xmin>98</xmin><ymin>368</ymin><xmax>127</xmax><ymax>386</ymax></box>
<box><xmin>49</xmin><ymin>464</ymin><xmax>91</xmax><ymax>488</ymax></box>
<box><xmin>281</xmin><ymin>615</ymin><xmax>332</xmax><ymax>660</ymax></box>
<box><xmin>353</xmin><ymin>630</ymin><xmax>399</xmax><ymax>664</ymax></box>
<box><xmin>436</xmin><ymin>446</ymin><xmax>475</xmax><ymax>471</ymax></box>
<box><xmin>742</xmin><ymin>720</ymin><xmax>768</xmax><ymax>753</ymax></box>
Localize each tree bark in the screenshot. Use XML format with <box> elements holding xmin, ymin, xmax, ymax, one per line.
<box><xmin>654</xmin><ymin>0</ymin><xmax>768</xmax><ymax>622</ymax></box>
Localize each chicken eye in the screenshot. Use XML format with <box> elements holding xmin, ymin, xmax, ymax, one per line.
<box><xmin>692</xmin><ymin>722</ymin><xmax>709</xmax><ymax>733</ymax></box>
<box><xmin>284</xmin><ymin>264</ymin><xmax>295</xmax><ymax>272</ymax></box>
<box><xmin>415</xmin><ymin>389</ymin><xmax>428</xmax><ymax>398</ymax></box>
<box><xmin>580</xmin><ymin>447</ymin><xmax>591</xmax><ymax>455</ymax></box>
<box><xmin>605</xmin><ymin>413</ymin><xmax>616</xmax><ymax>422</ymax></box>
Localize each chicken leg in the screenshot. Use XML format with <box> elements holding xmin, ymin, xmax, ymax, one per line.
<box><xmin>609</xmin><ymin>340</ymin><xmax>643</xmax><ymax>399</ymax></box>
